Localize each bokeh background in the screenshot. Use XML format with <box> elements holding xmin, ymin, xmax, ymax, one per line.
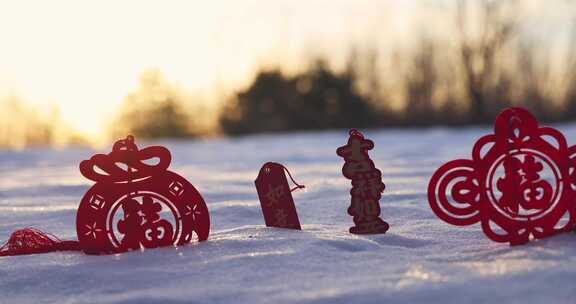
<box><xmin>0</xmin><ymin>0</ymin><xmax>574</xmax><ymax>148</ymax></box>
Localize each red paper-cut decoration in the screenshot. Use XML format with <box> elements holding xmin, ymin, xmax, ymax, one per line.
<box><xmin>428</xmin><ymin>107</ymin><xmax>576</xmax><ymax>245</ymax></box>
<box><xmin>337</xmin><ymin>129</ymin><xmax>389</xmax><ymax>234</ymax></box>
<box><xmin>255</xmin><ymin>162</ymin><xmax>304</xmax><ymax>230</ymax></box>
<box><xmin>77</xmin><ymin>135</ymin><xmax>210</xmax><ymax>254</ymax></box>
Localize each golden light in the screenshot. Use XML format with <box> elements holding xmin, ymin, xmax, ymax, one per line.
<box><xmin>0</xmin><ymin>0</ymin><xmax>572</xmax><ymax>147</ymax></box>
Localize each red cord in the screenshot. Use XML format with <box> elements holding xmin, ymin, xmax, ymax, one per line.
<box><xmin>0</xmin><ymin>228</ymin><xmax>80</xmax><ymax>256</ymax></box>
<box><xmin>280</xmin><ymin>164</ymin><xmax>305</xmax><ymax>192</ymax></box>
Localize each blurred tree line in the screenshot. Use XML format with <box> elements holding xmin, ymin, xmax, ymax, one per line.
<box><xmin>109</xmin><ymin>69</ymin><xmax>214</xmax><ymax>139</ymax></box>
<box><xmin>68</xmin><ymin>0</ymin><xmax>576</xmax><ymax>140</ymax></box>
<box><xmin>220</xmin><ymin>60</ymin><xmax>382</xmax><ymax>134</ymax></box>
<box><xmin>219</xmin><ymin>1</ymin><xmax>576</xmax><ymax>135</ymax></box>
<box><xmin>0</xmin><ymin>96</ymin><xmax>73</xmax><ymax>148</ymax></box>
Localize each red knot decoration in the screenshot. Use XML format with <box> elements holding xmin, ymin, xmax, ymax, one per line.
<box><xmin>255</xmin><ymin>162</ymin><xmax>305</xmax><ymax>230</ymax></box>
<box><xmin>428</xmin><ymin>107</ymin><xmax>576</xmax><ymax>245</ymax></box>
<box><xmin>77</xmin><ymin>135</ymin><xmax>210</xmax><ymax>254</ymax></box>
<box><xmin>337</xmin><ymin>129</ymin><xmax>389</xmax><ymax>234</ymax></box>
<box><xmin>0</xmin><ymin>228</ymin><xmax>80</xmax><ymax>256</ymax></box>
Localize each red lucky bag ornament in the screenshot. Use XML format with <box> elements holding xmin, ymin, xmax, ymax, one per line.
<box><xmin>337</xmin><ymin>129</ymin><xmax>389</xmax><ymax>234</ymax></box>
<box><xmin>428</xmin><ymin>107</ymin><xmax>576</xmax><ymax>245</ymax></box>
<box><xmin>255</xmin><ymin>162</ymin><xmax>304</xmax><ymax>229</ymax></box>
<box><xmin>0</xmin><ymin>136</ymin><xmax>210</xmax><ymax>256</ymax></box>
<box><xmin>77</xmin><ymin>135</ymin><xmax>210</xmax><ymax>254</ymax></box>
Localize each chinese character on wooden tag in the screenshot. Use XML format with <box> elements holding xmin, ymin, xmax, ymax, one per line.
<box><xmin>255</xmin><ymin>162</ymin><xmax>305</xmax><ymax>230</ymax></box>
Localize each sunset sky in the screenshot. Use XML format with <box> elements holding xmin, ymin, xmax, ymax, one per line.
<box><xmin>0</xmin><ymin>0</ymin><xmax>572</xmax><ymax>140</ymax></box>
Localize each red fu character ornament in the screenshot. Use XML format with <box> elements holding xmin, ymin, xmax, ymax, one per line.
<box><xmin>428</xmin><ymin>107</ymin><xmax>576</xmax><ymax>245</ymax></box>
<box><xmin>77</xmin><ymin>135</ymin><xmax>210</xmax><ymax>254</ymax></box>
<box><xmin>0</xmin><ymin>136</ymin><xmax>210</xmax><ymax>256</ymax></box>
<box><xmin>255</xmin><ymin>162</ymin><xmax>304</xmax><ymax>230</ymax></box>
<box><xmin>337</xmin><ymin>129</ymin><xmax>389</xmax><ymax>234</ymax></box>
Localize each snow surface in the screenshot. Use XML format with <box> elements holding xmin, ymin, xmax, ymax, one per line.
<box><xmin>1</xmin><ymin>126</ymin><xmax>576</xmax><ymax>304</ymax></box>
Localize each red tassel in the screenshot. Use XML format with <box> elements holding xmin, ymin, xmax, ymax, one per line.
<box><xmin>0</xmin><ymin>228</ymin><xmax>80</xmax><ymax>256</ymax></box>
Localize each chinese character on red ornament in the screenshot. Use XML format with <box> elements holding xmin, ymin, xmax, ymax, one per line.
<box><xmin>255</xmin><ymin>162</ymin><xmax>304</xmax><ymax>230</ymax></box>
<box><xmin>337</xmin><ymin>129</ymin><xmax>389</xmax><ymax>234</ymax></box>
<box><xmin>77</xmin><ymin>135</ymin><xmax>210</xmax><ymax>254</ymax></box>
<box><xmin>428</xmin><ymin>107</ymin><xmax>576</xmax><ymax>245</ymax></box>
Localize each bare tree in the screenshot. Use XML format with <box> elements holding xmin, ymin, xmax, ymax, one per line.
<box><xmin>564</xmin><ymin>19</ymin><xmax>576</xmax><ymax>120</ymax></box>
<box><xmin>404</xmin><ymin>38</ymin><xmax>438</xmax><ymax>125</ymax></box>
<box><xmin>457</xmin><ymin>0</ymin><xmax>516</xmax><ymax>122</ymax></box>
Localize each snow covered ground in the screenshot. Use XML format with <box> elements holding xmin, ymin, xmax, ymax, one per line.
<box><xmin>1</xmin><ymin>126</ymin><xmax>575</xmax><ymax>304</ymax></box>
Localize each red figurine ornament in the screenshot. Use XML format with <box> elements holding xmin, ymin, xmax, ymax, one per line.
<box><xmin>337</xmin><ymin>129</ymin><xmax>389</xmax><ymax>234</ymax></box>
<box><xmin>255</xmin><ymin>162</ymin><xmax>304</xmax><ymax>230</ymax></box>
<box><xmin>0</xmin><ymin>135</ymin><xmax>210</xmax><ymax>256</ymax></box>
<box><xmin>428</xmin><ymin>107</ymin><xmax>576</xmax><ymax>245</ymax></box>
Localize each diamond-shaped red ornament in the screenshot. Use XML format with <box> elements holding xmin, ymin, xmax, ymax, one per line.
<box><xmin>428</xmin><ymin>107</ymin><xmax>576</xmax><ymax>245</ymax></box>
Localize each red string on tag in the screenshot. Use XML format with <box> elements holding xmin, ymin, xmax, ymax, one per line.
<box><xmin>280</xmin><ymin>164</ymin><xmax>305</xmax><ymax>192</ymax></box>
